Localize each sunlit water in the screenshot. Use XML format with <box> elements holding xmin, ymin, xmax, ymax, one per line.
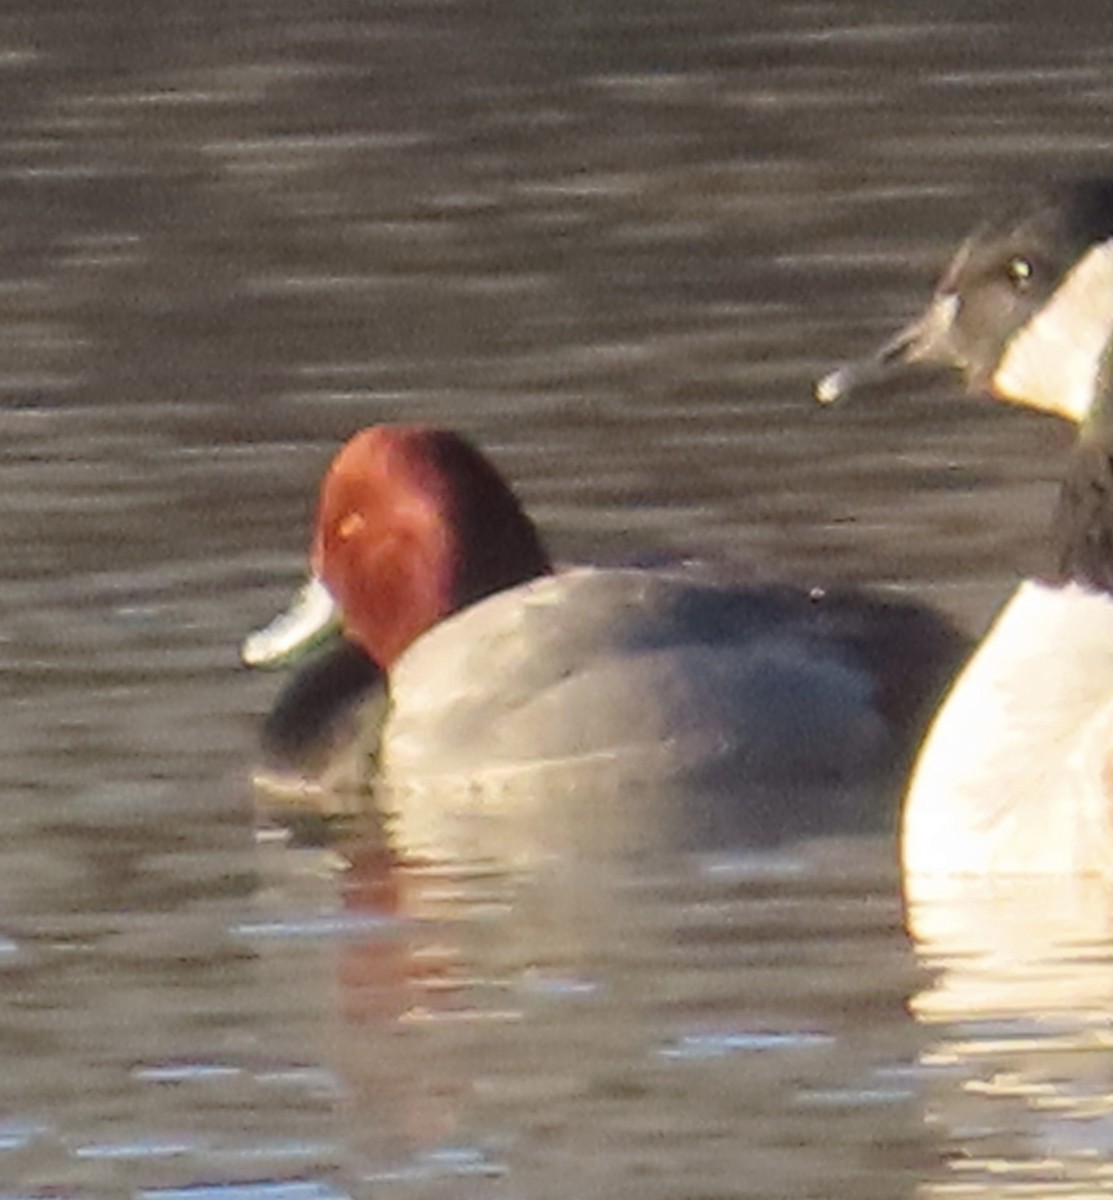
<box><xmin>5</xmin><ymin>0</ymin><xmax>1113</xmax><ymax>1195</ymax></box>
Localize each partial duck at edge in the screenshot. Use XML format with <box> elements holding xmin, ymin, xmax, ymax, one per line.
<box><xmin>819</xmin><ymin>179</ymin><xmax>1113</xmax><ymax>875</ymax></box>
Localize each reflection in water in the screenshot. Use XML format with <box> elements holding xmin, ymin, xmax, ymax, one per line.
<box><xmin>304</xmin><ymin>821</ymin><xmax>932</xmax><ymax>1199</ymax></box>
<box><xmin>909</xmin><ymin>876</ymin><xmax>1113</xmax><ymax>1197</ymax></box>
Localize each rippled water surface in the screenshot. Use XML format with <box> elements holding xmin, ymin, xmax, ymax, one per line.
<box><xmin>6</xmin><ymin>0</ymin><xmax>1113</xmax><ymax>1195</ymax></box>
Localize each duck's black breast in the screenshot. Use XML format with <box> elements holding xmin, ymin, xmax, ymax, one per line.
<box><xmin>260</xmin><ymin>638</ymin><xmax>386</xmax><ymax>773</ymax></box>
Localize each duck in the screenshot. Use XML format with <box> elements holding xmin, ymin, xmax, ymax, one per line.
<box><xmin>817</xmin><ymin>179</ymin><xmax>1113</xmax><ymax>875</ymax></box>
<box><xmin>242</xmin><ymin>424</ymin><xmax>965</xmax><ymax>844</ymax></box>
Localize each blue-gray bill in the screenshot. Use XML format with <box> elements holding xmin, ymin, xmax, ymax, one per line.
<box><xmin>815</xmin><ymin>294</ymin><xmax>961</xmax><ymax>405</ymax></box>
<box><xmin>242</xmin><ymin>576</ymin><xmax>342</xmax><ymax>669</ymax></box>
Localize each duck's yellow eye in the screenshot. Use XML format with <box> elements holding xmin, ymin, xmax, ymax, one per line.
<box><xmin>1006</xmin><ymin>256</ymin><xmax>1034</xmax><ymax>289</ymax></box>
<box><xmin>337</xmin><ymin>512</ymin><xmax>365</xmax><ymax>540</ymax></box>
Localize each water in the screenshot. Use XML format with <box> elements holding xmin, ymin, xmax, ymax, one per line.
<box><xmin>4</xmin><ymin>0</ymin><xmax>1113</xmax><ymax>1194</ymax></box>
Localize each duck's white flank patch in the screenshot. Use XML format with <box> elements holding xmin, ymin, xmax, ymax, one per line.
<box><xmin>993</xmin><ymin>239</ymin><xmax>1113</xmax><ymax>423</ymax></box>
<box><xmin>903</xmin><ymin>580</ymin><xmax>1113</xmax><ymax>875</ymax></box>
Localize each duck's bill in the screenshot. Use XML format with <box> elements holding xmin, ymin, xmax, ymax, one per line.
<box><xmin>242</xmin><ymin>576</ymin><xmax>342</xmax><ymax>669</ymax></box>
<box><xmin>815</xmin><ymin>293</ymin><xmax>960</xmax><ymax>405</ymax></box>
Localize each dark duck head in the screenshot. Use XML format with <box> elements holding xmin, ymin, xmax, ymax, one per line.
<box><xmin>818</xmin><ymin>179</ymin><xmax>1113</xmax><ymax>596</ymax></box>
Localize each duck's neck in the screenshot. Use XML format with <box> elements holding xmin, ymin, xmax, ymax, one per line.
<box><xmin>1052</xmin><ymin>442</ymin><xmax>1113</xmax><ymax>596</ymax></box>
<box><xmin>1050</xmin><ymin>347</ymin><xmax>1113</xmax><ymax>596</ymax></box>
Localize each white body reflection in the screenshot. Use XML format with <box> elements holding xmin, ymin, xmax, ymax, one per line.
<box><xmin>907</xmin><ymin>874</ymin><xmax>1113</xmax><ymax>1197</ymax></box>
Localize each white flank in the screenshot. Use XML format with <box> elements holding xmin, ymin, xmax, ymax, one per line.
<box><xmin>993</xmin><ymin>239</ymin><xmax>1113</xmax><ymax>422</ymax></box>
<box><xmin>903</xmin><ymin>580</ymin><xmax>1113</xmax><ymax>875</ymax></box>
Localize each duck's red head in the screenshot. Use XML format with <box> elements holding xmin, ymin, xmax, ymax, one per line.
<box><xmin>311</xmin><ymin>426</ymin><xmax>553</xmax><ymax>668</ymax></box>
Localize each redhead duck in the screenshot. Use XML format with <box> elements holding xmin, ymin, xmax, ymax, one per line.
<box><xmin>243</xmin><ymin>425</ymin><xmax>964</xmax><ymax>842</ymax></box>
<box><xmin>818</xmin><ymin>180</ymin><xmax>1113</xmax><ymax>874</ymax></box>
